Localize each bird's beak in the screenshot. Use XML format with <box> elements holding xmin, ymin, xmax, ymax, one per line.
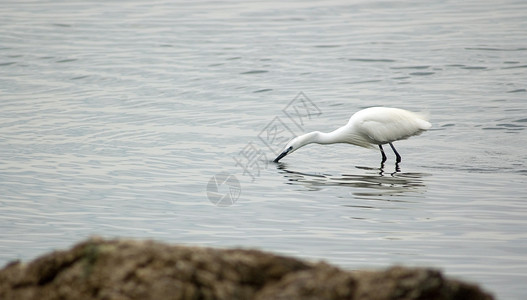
<box><xmin>273</xmin><ymin>146</ymin><xmax>292</xmax><ymax>163</ymax></box>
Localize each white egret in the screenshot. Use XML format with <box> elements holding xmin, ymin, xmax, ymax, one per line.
<box><xmin>273</xmin><ymin>107</ymin><xmax>431</xmax><ymax>164</ymax></box>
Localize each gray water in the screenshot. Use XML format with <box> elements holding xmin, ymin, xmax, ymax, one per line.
<box><xmin>1</xmin><ymin>0</ymin><xmax>527</xmax><ymax>298</ymax></box>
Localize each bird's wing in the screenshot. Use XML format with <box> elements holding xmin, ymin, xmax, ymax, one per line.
<box><xmin>354</xmin><ymin>108</ymin><xmax>431</xmax><ymax>144</ymax></box>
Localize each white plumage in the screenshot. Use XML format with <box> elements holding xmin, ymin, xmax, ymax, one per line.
<box><xmin>273</xmin><ymin>107</ymin><xmax>431</xmax><ymax>164</ymax></box>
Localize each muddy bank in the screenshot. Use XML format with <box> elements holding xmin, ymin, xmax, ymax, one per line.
<box><xmin>0</xmin><ymin>237</ymin><xmax>493</xmax><ymax>300</ymax></box>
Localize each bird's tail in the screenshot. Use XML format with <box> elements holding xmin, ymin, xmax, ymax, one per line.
<box><xmin>415</xmin><ymin>111</ymin><xmax>432</xmax><ymax>130</ymax></box>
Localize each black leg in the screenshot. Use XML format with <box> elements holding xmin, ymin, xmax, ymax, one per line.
<box><xmin>379</xmin><ymin>145</ymin><xmax>387</xmax><ymax>163</ymax></box>
<box><xmin>389</xmin><ymin>142</ymin><xmax>401</xmax><ymax>163</ymax></box>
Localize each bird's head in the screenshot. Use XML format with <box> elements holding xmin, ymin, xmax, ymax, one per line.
<box><xmin>273</xmin><ymin>138</ymin><xmax>298</xmax><ymax>163</ymax></box>
<box><xmin>273</xmin><ymin>133</ymin><xmax>317</xmax><ymax>163</ymax></box>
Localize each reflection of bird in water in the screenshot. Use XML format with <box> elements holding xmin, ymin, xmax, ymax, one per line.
<box><xmin>273</xmin><ymin>107</ymin><xmax>431</xmax><ymax>169</ymax></box>
<box><xmin>277</xmin><ymin>165</ymin><xmax>428</xmax><ymax>197</ymax></box>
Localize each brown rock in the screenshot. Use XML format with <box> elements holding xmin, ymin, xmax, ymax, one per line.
<box><xmin>0</xmin><ymin>237</ymin><xmax>494</xmax><ymax>300</ymax></box>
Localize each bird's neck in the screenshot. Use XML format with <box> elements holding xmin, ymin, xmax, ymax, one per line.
<box><xmin>298</xmin><ymin>125</ymin><xmax>370</xmax><ymax>148</ymax></box>
<box><xmin>300</xmin><ymin>130</ymin><xmax>346</xmax><ymax>146</ymax></box>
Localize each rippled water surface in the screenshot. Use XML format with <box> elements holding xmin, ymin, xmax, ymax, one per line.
<box><xmin>1</xmin><ymin>1</ymin><xmax>527</xmax><ymax>299</ymax></box>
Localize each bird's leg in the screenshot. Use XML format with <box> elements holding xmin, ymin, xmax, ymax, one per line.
<box><xmin>394</xmin><ymin>162</ymin><xmax>401</xmax><ymax>173</ymax></box>
<box><xmin>389</xmin><ymin>142</ymin><xmax>401</xmax><ymax>163</ymax></box>
<box><xmin>379</xmin><ymin>145</ymin><xmax>387</xmax><ymax>163</ymax></box>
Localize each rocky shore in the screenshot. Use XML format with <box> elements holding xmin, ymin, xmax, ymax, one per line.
<box><xmin>0</xmin><ymin>237</ymin><xmax>493</xmax><ymax>300</ymax></box>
